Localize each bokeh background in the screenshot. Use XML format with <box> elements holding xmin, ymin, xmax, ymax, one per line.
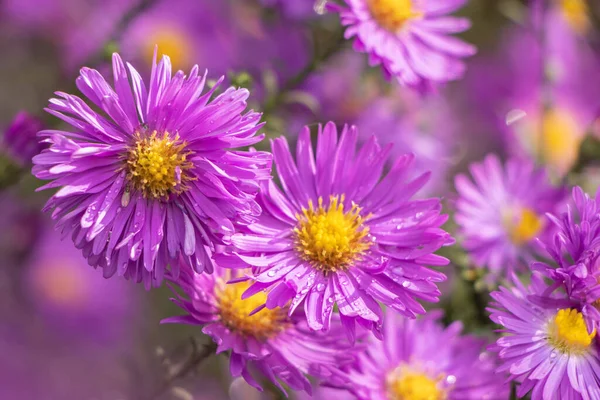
<box><xmin>1</xmin><ymin>0</ymin><xmax>600</xmax><ymax>399</ymax></box>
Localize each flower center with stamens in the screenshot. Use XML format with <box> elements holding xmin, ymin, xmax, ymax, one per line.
<box><xmin>386</xmin><ymin>367</ymin><xmax>446</xmax><ymax>400</ymax></box>
<box><xmin>126</xmin><ymin>130</ymin><xmax>193</xmax><ymax>200</ymax></box>
<box><xmin>294</xmin><ymin>195</ymin><xmax>371</xmax><ymax>273</ymax></box>
<box><xmin>560</xmin><ymin>0</ymin><xmax>590</xmax><ymax>34</ymax></box>
<box><xmin>506</xmin><ymin>208</ymin><xmax>543</xmax><ymax>245</ymax></box>
<box><xmin>216</xmin><ymin>281</ymin><xmax>287</xmax><ymax>340</ymax></box>
<box><xmin>548</xmin><ymin>308</ymin><xmax>596</xmax><ymax>354</ymax></box>
<box><xmin>368</xmin><ymin>0</ymin><xmax>422</xmax><ymax>32</ymax></box>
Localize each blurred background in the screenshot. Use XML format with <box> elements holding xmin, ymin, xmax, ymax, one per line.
<box><xmin>1</xmin><ymin>0</ymin><xmax>600</xmax><ymax>399</ymax></box>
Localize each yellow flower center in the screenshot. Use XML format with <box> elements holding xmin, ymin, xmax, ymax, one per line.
<box><xmin>540</xmin><ymin>108</ymin><xmax>582</xmax><ymax>172</ymax></box>
<box><xmin>559</xmin><ymin>0</ymin><xmax>590</xmax><ymax>34</ymax></box>
<box><xmin>35</xmin><ymin>263</ymin><xmax>88</xmax><ymax>308</ymax></box>
<box><xmin>126</xmin><ymin>130</ymin><xmax>193</xmax><ymax>200</ymax></box>
<box><xmin>548</xmin><ymin>308</ymin><xmax>596</xmax><ymax>354</ymax></box>
<box><xmin>387</xmin><ymin>368</ymin><xmax>446</xmax><ymax>400</ymax></box>
<box><xmin>145</xmin><ymin>27</ymin><xmax>192</xmax><ymax>68</ymax></box>
<box><xmin>506</xmin><ymin>208</ymin><xmax>544</xmax><ymax>245</ymax></box>
<box><xmin>368</xmin><ymin>0</ymin><xmax>422</xmax><ymax>31</ymax></box>
<box><xmin>294</xmin><ymin>195</ymin><xmax>371</xmax><ymax>273</ymax></box>
<box><xmin>216</xmin><ymin>281</ymin><xmax>287</xmax><ymax>340</ymax></box>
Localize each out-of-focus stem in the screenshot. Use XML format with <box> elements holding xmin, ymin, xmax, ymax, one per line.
<box><xmin>86</xmin><ymin>0</ymin><xmax>160</xmax><ymax>67</ymax></box>
<box><xmin>148</xmin><ymin>340</ymin><xmax>218</xmax><ymax>400</ymax></box>
<box><xmin>262</xmin><ymin>29</ymin><xmax>346</xmax><ymax>116</ymax></box>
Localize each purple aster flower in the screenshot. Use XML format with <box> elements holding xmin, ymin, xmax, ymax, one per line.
<box><xmin>536</xmin><ymin>186</ymin><xmax>600</xmax><ymax>330</ymax></box>
<box><xmin>455</xmin><ymin>154</ymin><xmax>566</xmax><ymax>276</ymax></box>
<box><xmin>489</xmin><ymin>273</ymin><xmax>600</xmax><ymax>399</ymax></box>
<box><xmin>163</xmin><ymin>265</ymin><xmax>356</xmax><ymax>395</ymax></box>
<box><xmin>329</xmin><ymin>0</ymin><xmax>476</xmax><ymax>90</ymax></box>
<box><xmin>329</xmin><ymin>310</ymin><xmax>507</xmax><ymax>399</ymax></box>
<box><xmin>32</xmin><ymin>51</ymin><xmax>272</xmax><ymax>288</ymax></box>
<box><xmin>2</xmin><ymin>111</ymin><xmax>46</xmax><ymax>167</ymax></box>
<box><xmin>222</xmin><ymin>122</ymin><xmax>452</xmax><ymax>337</ymax></box>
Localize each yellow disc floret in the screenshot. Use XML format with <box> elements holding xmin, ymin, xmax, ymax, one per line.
<box><xmin>126</xmin><ymin>130</ymin><xmax>193</xmax><ymax>200</ymax></box>
<box><xmin>548</xmin><ymin>308</ymin><xmax>596</xmax><ymax>354</ymax></box>
<box><xmin>216</xmin><ymin>281</ymin><xmax>287</xmax><ymax>340</ymax></box>
<box><xmin>559</xmin><ymin>0</ymin><xmax>590</xmax><ymax>35</ymax></box>
<box><xmin>507</xmin><ymin>208</ymin><xmax>543</xmax><ymax>245</ymax></box>
<box><xmin>294</xmin><ymin>195</ymin><xmax>371</xmax><ymax>273</ymax></box>
<box><xmin>368</xmin><ymin>0</ymin><xmax>422</xmax><ymax>32</ymax></box>
<box><xmin>541</xmin><ymin>108</ymin><xmax>582</xmax><ymax>173</ymax></box>
<box><xmin>387</xmin><ymin>367</ymin><xmax>446</xmax><ymax>400</ymax></box>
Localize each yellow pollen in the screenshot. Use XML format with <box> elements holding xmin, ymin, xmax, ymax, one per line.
<box><xmin>126</xmin><ymin>130</ymin><xmax>193</xmax><ymax>200</ymax></box>
<box><xmin>216</xmin><ymin>281</ymin><xmax>287</xmax><ymax>340</ymax></box>
<box><xmin>559</xmin><ymin>0</ymin><xmax>590</xmax><ymax>34</ymax></box>
<box><xmin>368</xmin><ymin>0</ymin><xmax>422</xmax><ymax>31</ymax></box>
<box><xmin>387</xmin><ymin>368</ymin><xmax>446</xmax><ymax>400</ymax></box>
<box><xmin>548</xmin><ymin>308</ymin><xmax>596</xmax><ymax>354</ymax></box>
<box><xmin>507</xmin><ymin>208</ymin><xmax>544</xmax><ymax>245</ymax></box>
<box><xmin>145</xmin><ymin>27</ymin><xmax>192</xmax><ymax>68</ymax></box>
<box><xmin>540</xmin><ymin>108</ymin><xmax>583</xmax><ymax>172</ymax></box>
<box><xmin>294</xmin><ymin>195</ymin><xmax>371</xmax><ymax>273</ymax></box>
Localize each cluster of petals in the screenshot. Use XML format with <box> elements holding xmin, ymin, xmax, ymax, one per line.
<box><xmin>329</xmin><ymin>0</ymin><xmax>476</xmax><ymax>90</ymax></box>
<box><xmin>220</xmin><ymin>122</ymin><xmax>452</xmax><ymax>337</ymax></box>
<box><xmin>32</xmin><ymin>52</ymin><xmax>271</xmax><ymax>288</ymax></box>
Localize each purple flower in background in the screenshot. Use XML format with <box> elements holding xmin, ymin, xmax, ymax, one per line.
<box><xmin>489</xmin><ymin>273</ymin><xmax>600</xmax><ymax>400</ymax></box>
<box><xmin>537</xmin><ymin>186</ymin><xmax>600</xmax><ymax>330</ymax></box>
<box><xmin>25</xmin><ymin>222</ymin><xmax>137</xmax><ymax>342</ymax></box>
<box><xmin>455</xmin><ymin>154</ymin><xmax>565</xmax><ymax>276</ymax></box>
<box><xmin>260</xmin><ymin>0</ymin><xmax>318</xmax><ymax>19</ymax></box>
<box><xmin>163</xmin><ymin>265</ymin><xmax>356</xmax><ymax>395</ymax></box>
<box><xmin>331</xmin><ymin>310</ymin><xmax>507</xmax><ymax>399</ymax></box>
<box><xmin>2</xmin><ymin>111</ymin><xmax>46</xmax><ymax>167</ymax></box>
<box><xmin>224</xmin><ymin>123</ymin><xmax>452</xmax><ymax>337</ymax></box>
<box><xmin>32</xmin><ymin>52</ymin><xmax>271</xmax><ymax>288</ymax></box>
<box><xmin>329</xmin><ymin>0</ymin><xmax>476</xmax><ymax>90</ymax></box>
<box><xmin>467</xmin><ymin>16</ymin><xmax>600</xmax><ymax>176</ymax></box>
<box><xmin>355</xmin><ymin>91</ymin><xmax>457</xmax><ymax>195</ymax></box>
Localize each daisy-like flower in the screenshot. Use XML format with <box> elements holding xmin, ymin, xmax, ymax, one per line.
<box><xmin>537</xmin><ymin>186</ymin><xmax>600</xmax><ymax>330</ymax></box>
<box><xmin>455</xmin><ymin>154</ymin><xmax>565</xmax><ymax>276</ymax></box>
<box><xmin>329</xmin><ymin>0</ymin><xmax>476</xmax><ymax>90</ymax></box>
<box><xmin>489</xmin><ymin>273</ymin><xmax>600</xmax><ymax>399</ymax></box>
<box><xmin>223</xmin><ymin>123</ymin><xmax>452</xmax><ymax>337</ymax></box>
<box><xmin>32</xmin><ymin>52</ymin><xmax>271</xmax><ymax>288</ymax></box>
<box><xmin>331</xmin><ymin>310</ymin><xmax>507</xmax><ymax>399</ymax></box>
<box><xmin>163</xmin><ymin>265</ymin><xmax>356</xmax><ymax>395</ymax></box>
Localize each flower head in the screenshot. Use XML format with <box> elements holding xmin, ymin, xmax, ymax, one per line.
<box><xmin>163</xmin><ymin>265</ymin><xmax>356</xmax><ymax>395</ymax></box>
<box><xmin>223</xmin><ymin>123</ymin><xmax>452</xmax><ymax>337</ymax></box>
<box><xmin>32</xmin><ymin>51</ymin><xmax>271</xmax><ymax>288</ymax></box>
<box><xmin>455</xmin><ymin>154</ymin><xmax>565</xmax><ymax>276</ymax></box>
<box><xmin>489</xmin><ymin>273</ymin><xmax>600</xmax><ymax>399</ymax></box>
<box><xmin>537</xmin><ymin>186</ymin><xmax>600</xmax><ymax>330</ymax></box>
<box><xmin>329</xmin><ymin>0</ymin><xmax>476</xmax><ymax>90</ymax></box>
<box><xmin>2</xmin><ymin>111</ymin><xmax>46</xmax><ymax>167</ymax></box>
<box><xmin>331</xmin><ymin>310</ymin><xmax>507</xmax><ymax>399</ymax></box>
